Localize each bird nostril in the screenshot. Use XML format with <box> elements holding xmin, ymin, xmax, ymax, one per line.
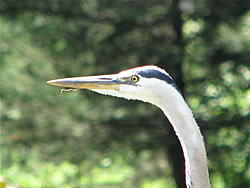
<box><xmin>99</xmin><ymin>78</ymin><xmax>112</xmax><ymax>80</ymax></box>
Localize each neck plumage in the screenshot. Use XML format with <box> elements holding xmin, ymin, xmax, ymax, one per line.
<box><xmin>157</xmin><ymin>91</ymin><xmax>211</xmax><ymax>188</ymax></box>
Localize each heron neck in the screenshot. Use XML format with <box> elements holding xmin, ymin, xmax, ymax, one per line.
<box><xmin>157</xmin><ymin>92</ymin><xmax>211</xmax><ymax>188</ymax></box>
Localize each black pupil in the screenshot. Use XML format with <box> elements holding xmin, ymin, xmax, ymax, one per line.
<box><xmin>132</xmin><ymin>76</ymin><xmax>137</xmax><ymax>82</ymax></box>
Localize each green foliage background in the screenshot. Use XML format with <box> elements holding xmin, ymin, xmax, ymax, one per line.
<box><xmin>0</xmin><ymin>0</ymin><xmax>249</xmax><ymax>188</ymax></box>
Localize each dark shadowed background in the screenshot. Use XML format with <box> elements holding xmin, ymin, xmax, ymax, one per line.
<box><xmin>0</xmin><ymin>0</ymin><xmax>249</xmax><ymax>187</ymax></box>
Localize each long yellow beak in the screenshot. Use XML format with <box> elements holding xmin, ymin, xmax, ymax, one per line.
<box><xmin>47</xmin><ymin>74</ymin><xmax>124</xmax><ymax>90</ymax></box>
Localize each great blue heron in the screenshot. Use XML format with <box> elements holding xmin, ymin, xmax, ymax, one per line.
<box><xmin>47</xmin><ymin>65</ymin><xmax>211</xmax><ymax>188</ymax></box>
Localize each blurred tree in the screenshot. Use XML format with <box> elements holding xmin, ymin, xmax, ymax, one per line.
<box><xmin>0</xmin><ymin>0</ymin><xmax>249</xmax><ymax>188</ymax></box>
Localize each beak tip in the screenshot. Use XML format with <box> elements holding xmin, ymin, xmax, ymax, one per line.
<box><xmin>47</xmin><ymin>79</ymin><xmax>77</xmax><ymax>88</ymax></box>
<box><xmin>47</xmin><ymin>80</ymin><xmax>53</xmax><ymax>84</ymax></box>
<box><xmin>47</xmin><ymin>80</ymin><xmax>58</xmax><ymax>86</ymax></box>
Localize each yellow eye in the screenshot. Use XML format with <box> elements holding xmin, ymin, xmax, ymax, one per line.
<box><xmin>131</xmin><ymin>75</ymin><xmax>139</xmax><ymax>83</ymax></box>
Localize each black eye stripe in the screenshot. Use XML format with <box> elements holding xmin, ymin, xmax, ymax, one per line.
<box><xmin>137</xmin><ymin>69</ymin><xmax>181</xmax><ymax>93</ymax></box>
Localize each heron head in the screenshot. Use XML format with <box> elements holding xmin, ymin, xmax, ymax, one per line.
<box><xmin>47</xmin><ymin>65</ymin><xmax>180</xmax><ymax>106</ymax></box>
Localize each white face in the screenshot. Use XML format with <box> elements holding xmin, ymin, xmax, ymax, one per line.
<box><xmin>91</xmin><ymin>66</ymin><xmax>177</xmax><ymax>106</ymax></box>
